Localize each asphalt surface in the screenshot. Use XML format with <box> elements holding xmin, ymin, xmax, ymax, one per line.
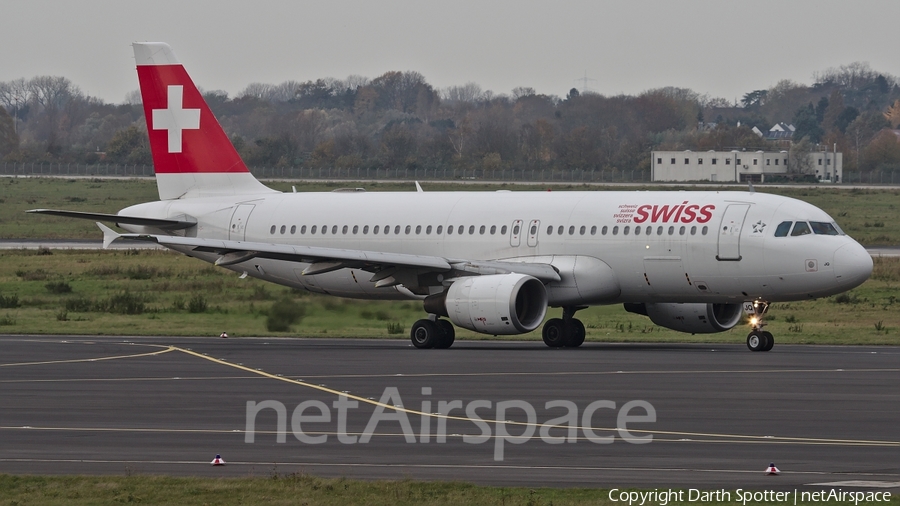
<box><xmin>0</xmin><ymin>335</ymin><xmax>898</xmax><ymax>491</ymax></box>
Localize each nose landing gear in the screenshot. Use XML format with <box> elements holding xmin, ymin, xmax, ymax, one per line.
<box><xmin>746</xmin><ymin>300</ymin><xmax>773</xmax><ymax>352</ymax></box>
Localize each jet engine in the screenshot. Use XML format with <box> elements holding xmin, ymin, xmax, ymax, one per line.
<box><xmin>424</xmin><ymin>273</ymin><xmax>548</xmax><ymax>335</ymax></box>
<box><xmin>624</xmin><ymin>302</ymin><xmax>743</xmax><ymax>334</ymax></box>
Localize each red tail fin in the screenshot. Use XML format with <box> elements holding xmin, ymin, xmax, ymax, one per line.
<box><xmin>133</xmin><ymin>42</ymin><xmax>274</xmax><ymax>200</ymax></box>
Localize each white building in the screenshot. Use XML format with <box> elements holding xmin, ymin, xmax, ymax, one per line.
<box><xmin>651</xmin><ymin>150</ymin><xmax>842</xmax><ymax>183</ymax></box>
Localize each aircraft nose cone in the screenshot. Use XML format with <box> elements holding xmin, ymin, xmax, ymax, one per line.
<box><xmin>833</xmin><ymin>242</ymin><xmax>873</xmax><ymax>288</ymax></box>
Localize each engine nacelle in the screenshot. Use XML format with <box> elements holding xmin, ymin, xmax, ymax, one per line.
<box><xmin>424</xmin><ymin>274</ymin><xmax>548</xmax><ymax>335</ymax></box>
<box><xmin>624</xmin><ymin>302</ymin><xmax>743</xmax><ymax>334</ymax></box>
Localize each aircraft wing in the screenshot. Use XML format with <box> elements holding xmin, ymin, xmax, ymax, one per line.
<box><xmin>97</xmin><ymin>224</ymin><xmax>561</xmax><ymax>285</ymax></box>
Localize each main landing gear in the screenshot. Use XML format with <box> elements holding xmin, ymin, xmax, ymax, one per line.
<box><xmin>746</xmin><ymin>300</ymin><xmax>774</xmax><ymax>352</ymax></box>
<box><xmin>410</xmin><ymin>317</ymin><xmax>455</xmax><ymax>349</ymax></box>
<box><xmin>542</xmin><ymin>306</ymin><xmax>586</xmax><ymax>348</ymax></box>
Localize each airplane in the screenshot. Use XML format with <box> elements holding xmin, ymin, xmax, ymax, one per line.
<box><xmin>29</xmin><ymin>42</ymin><xmax>874</xmax><ymax>352</ymax></box>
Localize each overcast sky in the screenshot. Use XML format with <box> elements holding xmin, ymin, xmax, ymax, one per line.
<box><xmin>4</xmin><ymin>0</ymin><xmax>899</xmax><ymax>104</ymax></box>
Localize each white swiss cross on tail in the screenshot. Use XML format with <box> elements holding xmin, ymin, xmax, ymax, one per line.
<box><xmin>152</xmin><ymin>85</ymin><xmax>200</xmax><ymax>153</ymax></box>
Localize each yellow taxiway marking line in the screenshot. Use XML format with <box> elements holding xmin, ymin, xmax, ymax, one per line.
<box><xmin>169</xmin><ymin>346</ymin><xmax>900</xmax><ymax>448</ymax></box>
<box><xmin>0</xmin><ymin>347</ymin><xmax>175</xmax><ymax>367</ymax></box>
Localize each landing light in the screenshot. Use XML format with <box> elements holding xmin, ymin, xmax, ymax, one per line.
<box><xmin>749</xmin><ymin>316</ymin><xmax>759</xmax><ymax>326</ymax></box>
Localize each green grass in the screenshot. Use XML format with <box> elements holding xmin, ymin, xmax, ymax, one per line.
<box><xmin>2</xmin><ymin>177</ymin><xmax>899</xmax><ymax>245</ymax></box>
<box><xmin>1</xmin><ymin>474</ymin><xmax>897</xmax><ymax>506</ymax></box>
<box><xmin>0</xmin><ymin>249</ymin><xmax>898</xmax><ymax>345</ymax></box>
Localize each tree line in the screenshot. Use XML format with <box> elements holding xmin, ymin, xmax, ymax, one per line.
<box><xmin>3</xmin><ymin>61</ymin><xmax>900</xmax><ymax>175</ymax></box>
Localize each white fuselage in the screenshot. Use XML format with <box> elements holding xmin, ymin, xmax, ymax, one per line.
<box><xmin>120</xmin><ymin>190</ymin><xmax>873</xmax><ymax>306</ymax></box>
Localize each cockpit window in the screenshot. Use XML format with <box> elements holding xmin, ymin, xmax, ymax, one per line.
<box><xmin>810</xmin><ymin>221</ymin><xmax>840</xmax><ymax>236</ymax></box>
<box><xmin>774</xmin><ymin>221</ymin><xmax>792</xmax><ymax>237</ymax></box>
<box><xmin>790</xmin><ymin>221</ymin><xmax>812</xmax><ymax>236</ymax></box>
<box><xmin>832</xmin><ymin>222</ymin><xmax>846</xmax><ymax>235</ymax></box>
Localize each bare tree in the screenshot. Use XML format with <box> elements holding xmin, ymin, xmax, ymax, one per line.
<box><xmin>789</xmin><ymin>136</ymin><xmax>815</xmax><ymax>174</ymax></box>
<box><xmin>511</xmin><ymin>87</ymin><xmax>536</xmax><ymax>100</ymax></box>
<box><xmin>442</xmin><ymin>83</ymin><xmax>482</xmax><ymax>103</ymax></box>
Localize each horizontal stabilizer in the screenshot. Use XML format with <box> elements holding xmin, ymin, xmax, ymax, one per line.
<box><xmin>27</xmin><ymin>209</ymin><xmax>196</xmax><ymax>230</ymax></box>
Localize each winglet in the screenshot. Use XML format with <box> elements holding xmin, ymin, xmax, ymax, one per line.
<box><xmin>415</xmin><ymin>181</ymin><xmax>424</xmax><ymax>193</ymax></box>
<box><xmin>97</xmin><ymin>222</ymin><xmax>120</xmax><ymax>249</ymax></box>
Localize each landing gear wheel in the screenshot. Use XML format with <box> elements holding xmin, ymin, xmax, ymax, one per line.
<box><xmin>565</xmin><ymin>319</ymin><xmax>586</xmax><ymax>347</ymax></box>
<box><xmin>411</xmin><ymin>319</ymin><xmax>440</xmax><ymax>349</ymax></box>
<box><xmin>761</xmin><ymin>331</ymin><xmax>774</xmax><ymax>352</ymax></box>
<box><xmin>747</xmin><ymin>331</ymin><xmax>765</xmax><ymax>352</ymax></box>
<box><xmin>542</xmin><ymin>318</ymin><xmax>566</xmax><ymax>348</ymax></box>
<box><xmin>435</xmin><ymin>320</ymin><xmax>455</xmax><ymax>349</ymax></box>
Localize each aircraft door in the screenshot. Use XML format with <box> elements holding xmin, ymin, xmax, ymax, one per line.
<box><xmin>716</xmin><ymin>204</ymin><xmax>750</xmax><ymax>261</ymax></box>
<box><xmin>229</xmin><ymin>204</ymin><xmax>255</xmax><ymax>241</ymax></box>
<box><xmin>510</xmin><ymin>220</ymin><xmax>523</xmax><ymax>247</ymax></box>
<box><xmin>527</xmin><ymin>220</ymin><xmax>540</xmax><ymax>247</ymax></box>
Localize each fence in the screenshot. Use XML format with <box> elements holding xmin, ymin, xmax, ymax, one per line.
<box><xmin>1</xmin><ymin>161</ymin><xmax>898</xmax><ymax>184</ymax></box>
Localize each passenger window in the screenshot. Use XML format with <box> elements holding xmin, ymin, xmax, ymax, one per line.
<box><xmin>384</xmin><ymin>226</ymin><xmax>390</xmax><ymax>235</ymax></box>
<box><xmin>481</xmin><ymin>225</ymin><xmax>487</xmax><ymax>235</ymax></box>
<box><xmin>426</xmin><ymin>225</ymin><xmax>432</xmax><ymax>234</ymax></box>
<box><xmin>342</xmin><ymin>225</ymin><xmax>348</xmax><ymax>234</ymax></box>
<box><xmin>558</xmin><ymin>226</ymin><xmax>564</xmax><ymax>235</ymax></box>
<box><xmin>373</xmin><ymin>225</ymin><xmax>379</xmax><ymax>234</ymax></box>
<box><xmin>332</xmin><ymin>225</ymin><xmax>338</xmax><ymax>234</ymax></box>
<box><xmin>363</xmin><ymin>225</ymin><xmax>369</xmax><ymax>234</ymax></box>
<box><xmin>568</xmin><ymin>226</ymin><xmax>575</xmax><ymax>235</ymax></box>
<box><xmin>810</xmin><ymin>221</ymin><xmax>839</xmax><ymax>236</ymax></box>
<box><xmin>352</xmin><ymin>225</ymin><xmax>358</xmax><ymax>234</ymax></box>
<box><xmin>490</xmin><ymin>225</ymin><xmax>496</xmax><ymax>234</ymax></box>
<box><xmin>657</xmin><ymin>226</ymin><xmax>663</xmax><ymax>235</ymax></box>
<box><xmin>415</xmin><ymin>225</ymin><xmax>421</xmax><ymax>234</ymax></box>
<box><xmin>612</xmin><ymin>226</ymin><xmax>619</xmax><ymax>235</ymax></box>
<box><xmin>679</xmin><ymin>226</ymin><xmax>685</xmax><ymax>235</ymax></box>
<box><xmin>774</xmin><ymin>221</ymin><xmax>792</xmax><ymax>237</ymax></box>
<box><xmin>690</xmin><ymin>226</ymin><xmax>696</xmax><ymax>235</ymax></box>
<box><xmin>405</xmin><ymin>225</ymin><xmax>411</xmax><ymax>234</ymax></box>
<box><xmin>458</xmin><ymin>225</ymin><xmax>464</xmax><ymax>234</ymax></box>
<box><xmin>602</xmin><ymin>226</ymin><xmax>608</xmax><ymax>235</ymax></box>
<box><xmin>623</xmin><ymin>226</ymin><xmax>630</xmax><ymax>235</ymax></box>
<box><xmin>512</xmin><ymin>225</ymin><xmax>520</xmax><ymax>235</ymax></box>
<box><xmin>280</xmin><ymin>225</ymin><xmax>285</xmax><ymax>234</ymax></box>
<box><xmin>634</xmin><ymin>226</ymin><xmax>641</xmax><ymax>236</ymax></box>
<box><xmin>290</xmin><ymin>225</ymin><xmax>296</xmax><ymax>234</ymax></box>
<box><xmin>469</xmin><ymin>225</ymin><xmax>475</xmax><ymax>235</ymax></box>
<box><xmin>447</xmin><ymin>226</ymin><xmax>453</xmax><ymax>235</ymax></box>
<box><xmin>437</xmin><ymin>225</ymin><xmax>443</xmax><ymax>234</ymax></box>
<box><xmin>311</xmin><ymin>225</ymin><xmax>318</xmax><ymax>234</ymax></box>
<box><xmin>791</xmin><ymin>222</ymin><xmax>812</xmax><ymax>236</ymax></box>
<box><xmin>702</xmin><ymin>226</ymin><xmax>708</xmax><ymax>235</ymax></box>
<box><xmin>395</xmin><ymin>225</ymin><xmax>401</xmax><ymax>234</ymax></box>
<box><xmin>590</xmin><ymin>225</ymin><xmax>597</xmax><ymax>235</ymax></box>
<box><xmin>668</xmin><ymin>226</ymin><xmax>675</xmax><ymax>235</ymax></box>
<box><xmin>547</xmin><ymin>225</ymin><xmax>553</xmax><ymax>235</ymax></box>
<box><xmin>501</xmin><ymin>225</ymin><xmax>508</xmax><ymax>234</ymax></box>
<box><xmin>579</xmin><ymin>226</ymin><xmax>586</xmax><ymax>235</ymax></box>
<box><xmin>300</xmin><ymin>225</ymin><xmax>307</xmax><ymax>234</ymax></box>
